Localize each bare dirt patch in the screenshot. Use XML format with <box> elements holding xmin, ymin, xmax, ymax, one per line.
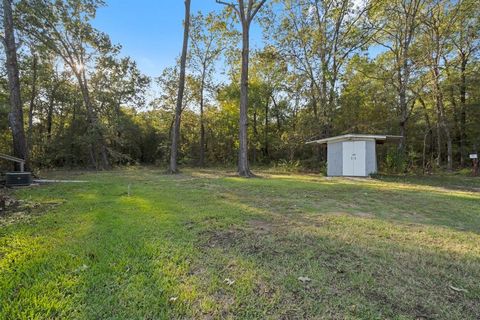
<box><xmin>248</xmin><ymin>219</ymin><xmax>277</xmax><ymax>235</ymax></box>
<box><xmin>0</xmin><ymin>192</ymin><xmax>63</xmax><ymax>226</ymax></box>
<box><xmin>351</xmin><ymin>211</ymin><xmax>374</xmax><ymax>218</ymax></box>
<box><xmin>200</xmin><ymin>228</ymin><xmax>245</xmax><ymax>249</ymax></box>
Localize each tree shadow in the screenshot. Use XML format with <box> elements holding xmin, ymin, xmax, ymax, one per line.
<box><xmin>214</xmin><ymin>174</ymin><xmax>480</xmax><ymax>234</ymax></box>
<box><xmin>372</xmin><ymin>174</ymin><xmax>480</xmax><ymax>193</ymax></box>
<box><xmin>196</xmin><ymin>196</ymin><xmax>480</xmax><ymax>318</ymax></box>
<box><xmin>1</xmin><ymin>170</ymin><xmax>479</xmax><ymax>319</ymax></box>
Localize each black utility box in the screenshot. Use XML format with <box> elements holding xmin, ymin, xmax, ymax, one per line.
<box><xmin>6</xmin><ymin>172</ymin><xmax>32</xmax><ymax>187</ymax></box>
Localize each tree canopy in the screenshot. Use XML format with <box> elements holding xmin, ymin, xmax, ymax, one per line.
<box><xmin>0</xmin><ymin>0</ymin><xmax>479</xmax><ymax>173</ymax></box>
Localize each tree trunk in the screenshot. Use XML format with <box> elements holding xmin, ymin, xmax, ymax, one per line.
<box><xmin>67</xmin><ymin>102</ymin><xmax>76</xmax><ymax>166</ymax></box>
<box><xmin>83</xmin><ymin>68</ymin><xmax>110</xmax><ymax>170</ymax></box>
<box><xmin>449</xmin><ymin>83</ymin><xmax>462</xmax><ymax>165</ymax></box>
<box><xmin>28</xmin><ymin>53</ymin><xmax>38</xmax><ymax>158</ymax></box>
<box><xmin>440</xmin><ymin>100</ymin><xmax>453</xmax><ymax>171</ymax></box>
<box><xmin>169</xmin><ymin>0</ymin><xmax>191</xmax><ymax>173</ymax></box>
<box><xmin>263</xmin><ymin>95</ymin><xmax>270</xmax><ymax>160</ymax></box>
<box><xmin>419</xmin><ymin>96</ymin><xmax>433</xmax><ymax>173</ymax></box>
<box><xmin>271</xmin><ymin>95</ymin><xmax>281</xmax><ymax>131</ymax></box>
<box><xmin>433</xmin><ymin>66</ymin><xmax>452</xmax><ymax>171</ymax></box>
<box><xmin>115</xmin><ymin>97</ymin><xmax>122</xmax><ymax>140</ymax></box>
<box><xmin>433</xmin><ymin>90</ymin><xmax>452</xmax><ymax>171</ymax></box>
<box><xmin>459</xmin><ymin>57</ymin><xmax>467</xmax><ymax>167</ymax></box>
<box><xmin>436</xmin><ymin>121</ymin><xmax>442</xmax><ymax>167</ymax></box>
<box><xmin>238</xmin><ymin>20</ymin><xmax>252</xmax><ymax>177</ymax></box>
<box><xmin>423</xmin><ymin>130</ymin><xmax>429</xmax><ymax>174</ymax></box>
<box><xmin>199</xmin><ymin>67</ymin><xmax>206</xmax><ymax>167</ymax></box>
<box><xmin>75</xmin><ymin>71</ymin><xmax>104</xmax><ymax>169</ymax></box>
<box><xmin>252</xmin><ymin>101</ymin><xmax>258</xmax><ymax>164</ymax></box>
<box><xmin>2</xmin><ymin>0</ymin><xmax>28</xmax><ymax>170</ymax></box>
<box><xmin>46</xmin><ymin>89</ymin><xmax>55</xmax><ymax>141</ymax></box>
<box><xmin>398</xmin><ymin>66</ymin><xmax>408</xmax><ymax>154</ymax></box>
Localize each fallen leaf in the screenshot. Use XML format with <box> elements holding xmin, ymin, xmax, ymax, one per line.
<box><xmin>224</xmin><ymin>278</ymin><xmax>235</xmax><ymax>286</ymax></box>
<box><xmin>298</xmin><ymin>276</ymin><xmax>312</xmax><ymax>283</ymax></box>
<box><xmin>449</xmin><ymin>285</ymin><xmax>468</xmax><ymax>293</ymax></box>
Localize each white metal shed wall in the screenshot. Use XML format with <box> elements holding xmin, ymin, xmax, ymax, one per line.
<box><xmin>365</xmin><ymin>140</ymin><xmax>377</xmax><ymax>175</ymax></box>
<box><xmin>327</xmin><ymin>141</ymin><xmax>343</xmax><ymax>176</ymax></box>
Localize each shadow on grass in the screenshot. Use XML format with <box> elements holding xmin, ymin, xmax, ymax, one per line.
<box><xmin>1</xmin><ymin>169</ymin><xmax>479</xmax><ymax>319</ymax></box>
<box><xmin>196</xmin><ymin>196</ymin><xmax>480</xmax><ymax>319</ymax></box>
<box><xmin>372</xmin><ymin>174</ymin><xmax>480</xmax><ymax>193</ymax></box>
<box><xmin>213</xmin><ymin>174</ymin><xmax>480</xmax><ymax>234</ymax></box>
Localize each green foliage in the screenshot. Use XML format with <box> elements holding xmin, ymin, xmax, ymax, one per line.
<box><xmin>0</xmin><ymin>0</ymin><xmax>479</xmax><ymax>173</ymax></box>
<box><xmin>272</xmin><ymin>159</ymin><xmax>301</xmax><ymax>173</ymax></box>
<box><xmin>384</xmin><ymin>148</ymin><xmax>407</xmax><ymax>174</ymax></box>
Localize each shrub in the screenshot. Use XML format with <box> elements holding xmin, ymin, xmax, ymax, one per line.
<box><xmin>273</xmin><ymin>159</ymin><xmax>301</xmax><ymax>173</ymax></box>
<box><xmin>385</xmin><ymin>148</ymin><xmax>407</xmax><ymax>174</ymax></box>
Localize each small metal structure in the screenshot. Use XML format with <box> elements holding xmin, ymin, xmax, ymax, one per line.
<box><xmin>0</xmin><ymin>153</ymin><xmax>32</xmax><ymax>187</ymax></box>
<box><xmin>307</xmin><ymin>134</ymin><xmax>402</xmax><ymax>177</ymax></box>
<box><xmin>470</xmin><ymin>154</ymin><xmax>478</xmax><ymax>177</ymax></box>
<box><xmin>6</xmin><ymin>172</ymin><xmax>32</xmax><ymax>186</ymax></box>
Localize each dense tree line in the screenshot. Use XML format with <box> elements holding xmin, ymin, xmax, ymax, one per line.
<box><xmin>0</xmin><ymin>0</ymin><xmax>479</xmax><ymax>174</ymax></box>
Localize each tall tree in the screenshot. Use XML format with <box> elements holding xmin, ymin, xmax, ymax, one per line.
<box><xmin>374</xmin><ymin>0</ymin><xmax>425</xmax><ymax>154</ymax></box>
<box><xmin>420</xmin><ymin>0</ymin><xmax>458</xmax><ymax>170</ymax></box>
<box><xmin>450</xmin><ymin>0</ymin><xmax>479</xmax><ymax>166</ymax></box>
<box><xmin>249</xmin><ymin>46</ymin><xmax>287</xmax><ymax>162</ymax></box>
<box><xmin>1</xmin><ymin>0</ymin><xmax>28</xmax><ymax>167</ymax></box>
<box><xmin>189</xmin><ymin>12</ymin><xmax>226</xmax><ymax>167</ymax></box>
<box><xmin>266</xmin><ymin>0</ymin><xmax>377</xmax><ymax>166</ymax></box>
<box><xmin>91</xmin><ymin>56</ymin><xmax>150</xmax><ymax>140</ymax></box>
<box><xmin>169</xmin><ymin>0</ymin><xmax>191</xmax><ymax>173</ymax></box>
<box><xmin>20</xmin><ymin>0</ymin><xmax>115</xmax><ymax>169</ymax></box>
<box><xmin>217</xmin><ymin>0</ymin><xmax>267</xmax><ymax>177</ymax></box>
<box><xmin>27</xmin><ymin>49</ymin><xmax>38</xmax><ymax>156</ymax></box>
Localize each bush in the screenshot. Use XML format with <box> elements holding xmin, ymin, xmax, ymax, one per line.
<box><xmin>384</xmin><ymin>148</ymin><xmax>407</xmax><ymax>174</ymax></box>
<box><xmin>273</xmin><ymin>159</ymin><xmax>301</xmax><ymax>173</ymax></box>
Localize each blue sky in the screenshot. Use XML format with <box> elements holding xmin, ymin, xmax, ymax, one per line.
<box><xmin>92</xmin><ymin>1</ymin><xmax>383</xmax><ymax>80</ymax></box>
<box><xmin>92</xmin><ymin>1</ymin><xmax>263</xmax><ymax>79</ymax></box>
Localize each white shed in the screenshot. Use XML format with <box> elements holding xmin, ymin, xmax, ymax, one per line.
<box><xmin>307</xmin><ymin>134</ymin><xmax>402</xmax><ymax>177</ymax></box>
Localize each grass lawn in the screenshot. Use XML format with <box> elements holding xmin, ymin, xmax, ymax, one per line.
<box><xmin>0</xmin><ymin>168</ymin><xmax>479</xmax><ymax>319</ymax></box>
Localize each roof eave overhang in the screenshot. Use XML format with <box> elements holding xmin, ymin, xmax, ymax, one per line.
<box><xmin>306</xmin><ymin>134</ymin><xmax>403</xmax><ymax>145</ymax></box>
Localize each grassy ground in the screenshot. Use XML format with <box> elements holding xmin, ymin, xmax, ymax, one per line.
<box><xmin>0</xmin><ymin>168</ymin><xmax>479</xmax><ymax>319</ymax></box>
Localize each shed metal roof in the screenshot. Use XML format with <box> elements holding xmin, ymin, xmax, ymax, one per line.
<box><xmin>306</xmin><ymin>134</ymin><xmax>403</xmax><ymax>145</ymax></box>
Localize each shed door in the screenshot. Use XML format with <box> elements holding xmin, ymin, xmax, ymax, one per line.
<box><xmin>342</xmin><ymin>141</ymin><xmax>366</xmax><ymax>176</ymax></box>
<box><xmin>342</xmin><ymin>141</ymin><xmax>355</xmax><ymax>176</ymax></box>
<box><xmin>354</xmin><ymin>141</ymin><xmax>366</xmax><ymax>176</ymax></box>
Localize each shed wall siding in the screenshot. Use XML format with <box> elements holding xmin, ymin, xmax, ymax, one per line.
<box><xmin>365</xmin><ymin>140</ymin><xmax>377</xmax><ymax>175</ymax></box>
<box><xmin>327</xmin><ymin>142</ymin><xmax>343</xmax><ymax>176</ymax></box>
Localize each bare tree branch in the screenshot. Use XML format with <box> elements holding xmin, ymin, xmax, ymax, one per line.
<box><xmin>216</xmin><ymin>0</ymin><xmax>240</xmax><ymax>16</ymax></box>
<box><xmin>250</xmin><ymin>0</ymin><xmax>267</xmax><ymax>21</ymax></box>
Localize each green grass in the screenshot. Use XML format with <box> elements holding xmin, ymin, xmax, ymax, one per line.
<box><xmin>1</xmin><ymin>168</ymin><xmax>479</xmax><ymax>319</ymax></box>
